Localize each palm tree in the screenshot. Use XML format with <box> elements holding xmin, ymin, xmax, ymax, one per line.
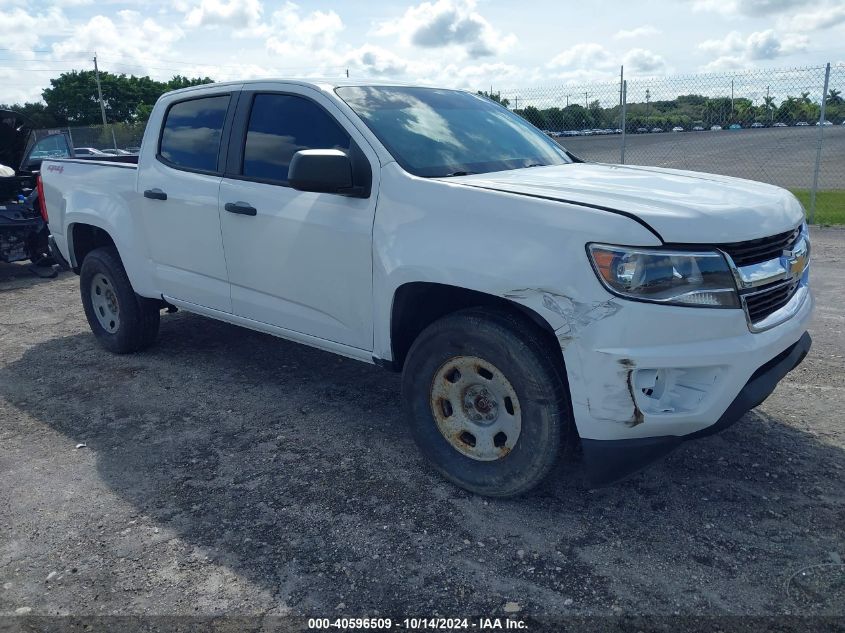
<box><xmin>827</xmin><ymin>88</ymin><xmax>843</xmax><ymax>106</ymax></box>
<box><xmin>763</xmin><ymin>95</ymin><xmax>776</xmax><ymax>122</ymax></box>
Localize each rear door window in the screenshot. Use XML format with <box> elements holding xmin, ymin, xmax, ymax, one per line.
<box><xmin>159</xmin><ymin>95</ymin><xmax>230</xmax><ymax>172</ymax></box>
<box><xmin>242</xmin><ymin>93</ymin><xmax>350</xmax><ymax>183</ymax></box>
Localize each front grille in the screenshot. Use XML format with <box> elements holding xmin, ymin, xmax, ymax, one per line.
<box><xmin>719</xmin><ymin>226</ymin><xmax>801</xmax><ymax>267</ymax></box>
<box><xmin>744</xmin><ymin>279</ymin><xmax>800</xmax><ymax>323</ymax></box>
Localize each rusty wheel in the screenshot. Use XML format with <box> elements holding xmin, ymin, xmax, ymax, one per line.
<box><xmin>430</xmin><ymin>356</ymin><xmax>522</xmax><ymax>461</ymax></box>
<box><xmin>402</xmin><ymin>307</ymin><xmax>571</xmax><ymax>497</ymax></box>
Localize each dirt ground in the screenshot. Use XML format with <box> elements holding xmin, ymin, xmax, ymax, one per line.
<box><xmin>0</xmin><ymin>228</ymin><xmax>843</xmax><ymax>627</ymax></box>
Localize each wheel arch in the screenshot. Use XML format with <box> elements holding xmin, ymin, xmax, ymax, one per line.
<box><xmin>68</xmin><ymin>222</ymin><xmax>117</xmax><ymax>272</ymax></box>
<box><xmin>386</xmin><ymin>281</ymin><xmax>564</xmax><ymax>374</ymax></box>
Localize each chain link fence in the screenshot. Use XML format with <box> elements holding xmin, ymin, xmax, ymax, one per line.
<box><xmin>25</xmin><ymin>122</ymin><xmax>146</xmax><ymax>160</ymax></box>
<box><xmin>497</xmin><ymin>63</ymin><xmax>844</xmax><ymax>224</ymax></box>
<box><xmin>24</xmin><ymin>63</ymin><xmax>843</xmax><ymax>223</ymax></box>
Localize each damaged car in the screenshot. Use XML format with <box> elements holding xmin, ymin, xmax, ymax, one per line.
<box><xmin>40</xmin><ymin>82</ymin><xmax>813</xmax><ymax>496</ymax></box>
<box><xmin>0</xmin><ymin>110</ymin><xmax>70</xmax><ymax>270</ymax></box>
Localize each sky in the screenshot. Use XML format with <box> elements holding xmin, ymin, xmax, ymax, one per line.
<box><xmin>1</xmin><ymin>0</ymin><xmax>844</xmax><ymax>105</ymax></box>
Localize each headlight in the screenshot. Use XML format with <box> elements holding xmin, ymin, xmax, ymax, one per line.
<box><xmin>587</xmin><ymin>244</ymin><xmax>739</xmax><ymax>308</ymax></box>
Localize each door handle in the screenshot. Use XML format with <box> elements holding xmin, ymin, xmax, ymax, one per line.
<box><xmin>224</xmin><ymin>201</ymin><xmax>257</xmax><ymax>216</ymax></box>
<box><xmin>143</xmin><ymin>188</ymin><xmax>167</xmax><ymax>201</ymax></box>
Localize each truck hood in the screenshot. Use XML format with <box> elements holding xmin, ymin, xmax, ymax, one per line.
<box><xmin>0</xmin><ymin>110</ymin><xmax>32</xmax><ymax>175</ymax></box>
<box><xmin>451</xmin><ymin>163</ymin><xmax>804</xmax><ymax>243</ymax></box>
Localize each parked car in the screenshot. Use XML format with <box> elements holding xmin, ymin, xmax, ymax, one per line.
<box><xmin>751</xmin><ymin>122</ymin><xmax>764</xmax><ymax>128</ymax></box>
<box><xmin>636</xmin><ymin>127</ymin><xmax>649</xmax><ymax>133</ymax></box>
<box><xmin>580</xmin><ymin>129</ymin><xmax>594</xmax><ymax>136</ymax></box>
<box><xmin>671</xmin><ymin>126</ymin><xmax>683</xmax><ymax>132</ymax></box>
<box><xmin>815</xmin><ymin>120</ymin><xmax>833</xmax><ymax>126</ymax></box>
<box><xmin>651</xmin><ymin>127</ymin><xmax>663</xmax><ymax>133</ymax></box>
<box><xmin>73</xmin><ymin>147</ymin><xmax>108</xmax><ymax>157</ymax></box>
<box><xmin>692</xmin><ymin>126</ymin><xmax>704</xmax><ymax>131</ymax></box>
<box><xmin>124</xmin><ymin>147</ymin><xmax>142</xmax><ymax>154</ymax></box>
<box><xmin>773</xmin><ymin>122</ymin><xmax>787</xmax><ymax>127</ymax></box>
<box><xmin>101</xmin><ymin>148</ymin><xmax>132</xmax><ymax>155</ymax></box>
<box><xmin>41</xmin><ymin>80</ymin><xmax>813</xmax><ymax>496</ymax></box>
<box><xmin>710</xmin><ymin>125</ymin><xmax>722</xmax><ymax>131</ymax></box>
<box><xmin>796</xmin><ymin>121</ymin><xmax>809</xmax><ymax>126</ymax></box>
<box><xmin>729</xmin><ymin>124</ymin><xmax>742</xmax><ymax>130</ymax></box>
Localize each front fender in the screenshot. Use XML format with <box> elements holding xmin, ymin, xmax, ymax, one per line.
<box><xmin>371</xmin><ymin>164</ymin><xmax>661</xmax><ymax>361</ymax></box>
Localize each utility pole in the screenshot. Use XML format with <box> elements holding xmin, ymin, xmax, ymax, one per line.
<box><xmin>730</xmin><ymin>78</ymin><xmax>734</xmax><ymax>122</ymax></box>
<box><xmin>346</xmin><ymin>68</ymin><xmax>349</xmax><ymax>78</ymax></box>
<box><xmin>93</xmin><ymin>53</ymin><xmax>107</xmax><ymax>127</ymax></box>
<box><xmin>646</xmin><ymin>88</ymin><xmax>651</xmax><ymax>125</ymax></box>
<box><xmin>767</xmin><ymin>85</ymin><xmax>772</xmax><ymax>123</ymax></box>
<box><xmin>619</xmin><ymin>65</ymin><xmax>624</xmax><ymax>131</ymax></box>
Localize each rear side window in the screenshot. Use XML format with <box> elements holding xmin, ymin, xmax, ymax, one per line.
<box><xmin>242</xmin><ymin>93</ymin><xmax>350</xmax><ymax>183</ymax></box>
<box><xmin>159</xmin><ymin>95</ymin><xmax>230</xmax><ymax>172</ymax></box>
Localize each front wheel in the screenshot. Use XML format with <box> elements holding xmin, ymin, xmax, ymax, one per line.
<box><xmin>402</xmin><ymin>308</ymin><xmax>572</xmax><ymax>497</ymax></box>
<box><xmin>80</xmin><ymin>247</ymin><xmax>160</xmax><ymax>354</ymax></box>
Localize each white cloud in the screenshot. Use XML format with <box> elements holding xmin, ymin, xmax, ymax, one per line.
<box><xmin>52</xmin><ymin>12</ymin><xmax>184</xmax><ymax>72</ymax></box>
<box><xmin>345</xmin><ymin>45</ymin><xmax>412</xmax><ymax>76</ymax></box>
<box><xmin>623</xmin><ymin>48</ymin><xmax>667</xmax><ymax>74</ymax></box>
<box><xmin>787</xmin><ymin>5</ymin><xmax>845</xmax><ymax>30</ymax></box>
<box><xmin>614</xmin><ymin>25</ymin><xmax>660</xmax><ymax>39</ymax></box>
<box><xmin>264</xmin><ymin>3</ymin><xmax>344</xmax><ymax>54</ymax></box>
<box><xmin>376</xmin><ymin>0</ymin><xmax>516</xmax><ymax>59</ymax></box>
<box><xmin>0</xmin><ymin>6</ymin><xmax>68</xmax><ymax>52</ymax></box>
<box><xmin>699</xmin><ymin>28</ymin><xmax>807</xmax><ymax>70</ymax></box>
<box><xmin>548</xmin><ymin>43</ymin><xmax>613</xmax><ymax>69</ymax></box>
<box><xmin>692</xmin><ymin>0</ymin><xmax>813</xmax><ymax>15</ymax></box>
<box><xmin>184</xmin><ymin>0</ymin><xmax>262</xmax><ymax>29</ymax></box>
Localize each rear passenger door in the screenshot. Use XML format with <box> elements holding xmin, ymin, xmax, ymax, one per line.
<box><xmin>218</xmin><ymin>86</ymin><xmax>378</xmax><ymax>351</ymax></box>
<box><xmin>136</xmin><ymin>91</ymin><xmax>237</xmax><ymax>312</ymax></box>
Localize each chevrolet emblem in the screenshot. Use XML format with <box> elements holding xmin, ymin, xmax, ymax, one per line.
<box><xmin>783</xmin><ymin>244</ymin><xmax>808</xmax><ymax>279</ymax></box>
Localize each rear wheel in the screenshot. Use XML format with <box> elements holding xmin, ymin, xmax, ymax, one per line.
<box><xmin>80</xmin><ymin>247</ymin><xmax>160</xmax><ymax>353</ymax></box>
<box><xmin>402</xmin><ymin>308</ymin><xmax>571</xmax><ymax>497</ymax></box>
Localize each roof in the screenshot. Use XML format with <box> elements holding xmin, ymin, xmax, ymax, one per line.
<box><xmin>164</xmin><ymin>77</ymin><xmax>444</xmax><ymax>98</ymax></box>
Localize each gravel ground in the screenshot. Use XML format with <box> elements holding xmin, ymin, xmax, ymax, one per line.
<box><xmin>0</xmin><ymin>228</ymin><xmax>843</xmax><ymax>626</ymax></box>
<box><xmin>560</xmin><ymin>126</ymin><xmax>845</xmax><ymax>190</ymax></box>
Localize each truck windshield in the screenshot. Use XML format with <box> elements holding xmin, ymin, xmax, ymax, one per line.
<box><xmin>335</xmin><ymin>86</ymin><xmax>572</xmax><ymax>178</ymax></box>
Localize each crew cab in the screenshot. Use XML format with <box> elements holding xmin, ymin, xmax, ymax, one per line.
<box><xmin>40</xmin><ymin>80</ymin><xmax>813</xmax><ymax>496</ymax></box>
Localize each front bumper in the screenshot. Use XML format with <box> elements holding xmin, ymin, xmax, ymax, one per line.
<box><xmin>581</xmin><ymin>331</ymin><xmax>811</xmax><ymax>485</ymax></box>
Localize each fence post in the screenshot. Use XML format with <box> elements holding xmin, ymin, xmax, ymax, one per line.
<box><xmin>809</xmin><ymin>62</ymin><xmax>830</xmax><ymax>224</ymax></box>
<box><xmin>620</xmin><ymin>80</ymin><xmax>628</xmax><ymax>164</ymax></box>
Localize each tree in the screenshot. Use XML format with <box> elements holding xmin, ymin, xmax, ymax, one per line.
<box><xmin>0</xmin><ymin>102</ymin><xmax>60</xmax><ymax>128</ymax></box>
<box><xmin>827</xmin><ymin>88</ymin><xmax>843</xmax><ymax>106</ymax></box>
<box><xmin>515</xmin><ymin>105</ymin><xmax>547</xmax><ymax>129</ymax></box>
<box><xmin>476</xmin><ymin>90</ymin><xmax>510</xmax><ymax>108</ymax></box>
<box><xmin>41</xmin><ymin>71</ymin><xmax>215</xmax><ymax>125</ymax></box>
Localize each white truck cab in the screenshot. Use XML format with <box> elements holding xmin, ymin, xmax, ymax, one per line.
<box><xmin>40</xmin><ymin>80</ymin><xmax>812</xmax><ymax>496</ymax></box>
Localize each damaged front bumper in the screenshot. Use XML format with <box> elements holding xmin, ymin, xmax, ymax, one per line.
<box><xmin>554</xmin><ymin>280</ymin><xmax>814</xmax><ymax>485</ymax></box>
<box><xmin>580</xmin><ymin>331</ymin><xmax>811</xmax><ymax>485</ymax></box>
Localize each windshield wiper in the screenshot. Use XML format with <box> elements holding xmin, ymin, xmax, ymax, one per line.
<box><xmin>524</xmin><ymin>163</ymin><xmax>549</xmax><ymax>168</ymax></box>
<box><xmin>443</xmin><ymin>170</ymin><xmax>477</xmax><ymax>177</ymax></box>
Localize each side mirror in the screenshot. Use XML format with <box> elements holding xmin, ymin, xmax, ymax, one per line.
<box><xmin>289</xmin><ymin>149</ymin><xmax>362</xmax><ymax>196</ymax></box>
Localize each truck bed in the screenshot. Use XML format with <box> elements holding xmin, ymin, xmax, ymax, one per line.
<box><xmin>40</xmin><ymin>157</ymin><xmax>141</xmax><ymax>270</ymax></box>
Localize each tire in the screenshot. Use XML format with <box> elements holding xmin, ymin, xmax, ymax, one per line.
<box><xmin>402</xmin><ymin>307</ymin><xmax>572</xmax><ymax>497</ymax></box>
<box><xmin>79</xmin><ymin>247</ymin><xmax>160</xmax><ymax>354</ymax></box>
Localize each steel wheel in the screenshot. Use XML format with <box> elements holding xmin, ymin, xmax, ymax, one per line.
<box><xmin>430</xmin><ymin>355</ymin><xmax>522</xmax><ymax>461</ymax></box>
<box><xmin>90</xmin><ymin>272</ymin><xmax>120</xmax><ymax>334</ymax></box>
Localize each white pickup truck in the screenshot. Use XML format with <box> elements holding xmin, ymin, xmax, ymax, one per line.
<box><xmin>40</xmin><ymin>80</ymin><xmax>812</xmax><ymax>496</ymax></box>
